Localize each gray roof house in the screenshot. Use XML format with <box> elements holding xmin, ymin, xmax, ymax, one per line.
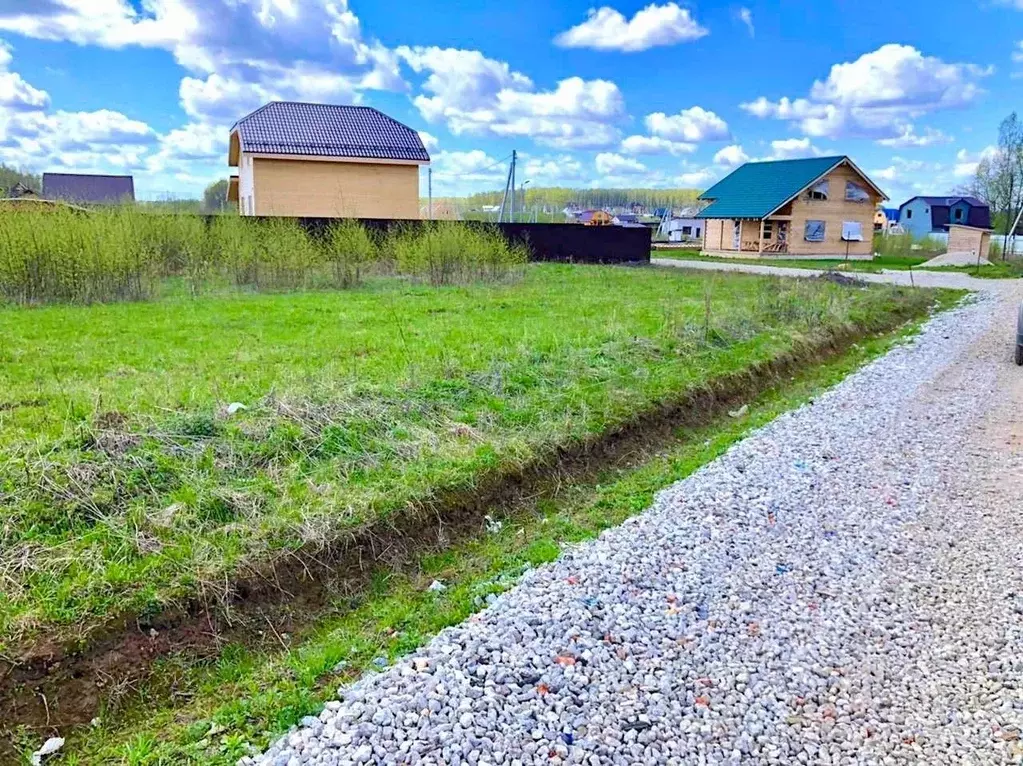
<box><xmin>227</xmin><ymin>101</ymin><xmax>430</xmax><ymax>219</ymax></box>
<box><xmin>42</xmin><ymin>173</ymin><xmax>135</xmax><ymax>204</ymax></box>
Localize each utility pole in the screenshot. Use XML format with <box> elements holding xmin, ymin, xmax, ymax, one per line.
<box><xmin>428</xmin><ymin>167</ymin><xmax>433</xmax><ymax>220</ymax></box>
<box><xmin>498</xmin><ymin>152</ymin><xmax>514</xmax><ymax>222</ymax></box>
<box><xmin>509</xmin><ymin>150</ymin><xmax>517</xmax><ymax>222</ymax></box>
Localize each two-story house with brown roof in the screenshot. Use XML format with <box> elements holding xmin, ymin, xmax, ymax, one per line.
<box><xmin>227</xmin><ymin>102</ymin><xmax>431</xmax><ymax>219</ymax></box>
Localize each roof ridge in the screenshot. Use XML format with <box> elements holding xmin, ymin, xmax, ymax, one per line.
<box><xmin>43</xmin><ymin>172</ymin><xmax>134</xmax><ymax>179</ymax></box>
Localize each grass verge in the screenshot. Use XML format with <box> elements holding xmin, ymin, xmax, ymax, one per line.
<box><xmin>656</xmin><ymin>252</ymin><xmax>1023</xmax><ymax>279</ymax></box>
<box><xmin>0</xmin><ymin>265</ymin><xmax>936</xmax><ymax>662</ymax></box>
<box><xmin>32</xmin><ymin>288</ymin><xmax>963</xmax><ymax>765</ymax></box>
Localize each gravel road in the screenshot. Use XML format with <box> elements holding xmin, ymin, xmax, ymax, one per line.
<box><xmin>249</xmin><ymin>283</ymin><xmax>1023</xmax><ymax>766</ymax></box>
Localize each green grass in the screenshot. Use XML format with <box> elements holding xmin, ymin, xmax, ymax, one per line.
<box><xmin>0</xmin><ymin>264</ymin><xmax>937</xmax><ymax>654</ymax></box>
<box><xmin>929</xmin><ymin>259</ymin><xmax>1023</xmax><ymax>279</ymax></box>
<box><xmin>661</xmin><ymin>252</ymin><xmax>930</xmax><ymax>272</ymax></box>
<box><xmin>47</xmin><ymin>287</ymin><xmax>961</xmax><ymax>766</ymax></box>
<box><xmin>658</xmin><ymin>252</ymin><xmax>1023</xmax><ymax>279</ymax></box>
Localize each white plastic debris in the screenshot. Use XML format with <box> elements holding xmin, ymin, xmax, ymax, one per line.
<box><xmin>30</xmin><ymin>737</ymin><xmax>64</xmax><ymax>765</ymax></box>
<box><xmin>484</xmin><ymin>514</ymin><xmax>503</xmax><ymax>534</ymax></box>
<box><xmin>226</xmin><ymin>402</ymin><xmax>248</xmax><ymax>415</ymax></box>
<box><xmin>728</xmin><ymin>404</ymin><xmax>749</xmax><ymax>418</ymax></box>
<box><xmin>427</xmin><ymin>579</ymin><xmax>447</xmax><ymax>592</ymax></box>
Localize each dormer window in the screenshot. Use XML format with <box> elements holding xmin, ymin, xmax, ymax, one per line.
<box><xmin>845</xmin><ymin>181</ymin><xmax>870</xmax><ymax>202</ymax></box>
<box><xmin>808</xmin><ymin>181</ymin><xmax>829</xmax><ymax>201</ymax></box>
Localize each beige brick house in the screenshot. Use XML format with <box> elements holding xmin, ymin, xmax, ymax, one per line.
<box><xmin>227</xmin><ymin>102</ymin><xmax>430</xmax><ymax>219</ymax></box>
<box><xmin>697</xmin><ymin>156</ymin><xmax>887</xmax><ymax>259</ymax></box>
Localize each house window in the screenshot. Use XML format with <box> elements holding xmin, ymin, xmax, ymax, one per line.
<box><xmin>841</xmin><ymin>221</ymin><xmax>864</xmax><ymax>241</ymax></box>
<box><xmin>763</xmin><ymin>221</ymin><xmax>773</xmax><ymax>240</ymax></box>
<box><xmin>845</xmin><ymin>181</ymin><xmax>870</xmax><ymax>202</ymax></box>
<box><xmin>682</xmin><ymin>225</ymin><xmax>692</xmax><ymax>236</ymax></box>
<box><xmin>695</xmin><ymin>227</ymin><xmax>701</xmax><ymax>238</ymax></box>
<box><xmin>906</xmin><ymin>209</ymin><xmax>913</xmax><ymax>219</ymax></box>
<box><xmin>808</xmin><ymin>181</ymin><xmax>829</xmax><ymax>201</ymax></box>
<box><xmin>804</xmin><ymin>220</ymin><xmax>826</xmax><ymax>242</ymax></box>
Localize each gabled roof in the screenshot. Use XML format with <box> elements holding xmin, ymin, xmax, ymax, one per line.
<box><xmin>697</xmin><ymin>156</ymin><xmax>886</xmax><ymax>219</ymax></box>
<box><xmin>899</xmin><ymin>195</ymin><xmax>988</xmax><ymax>209</ymax></box>
<box><xmin>230</xmin><ymin>102</ymin><xmax>430</xmax><ymax>163</ymax></box>
<box><xmin>899</xmin><ymin>195</ymin><xmax>991</xmax><ymax>230</ymax></box>
<box><xmin>42</xmin><ymin>173</ymin><xmax>134</xmax><ymax>204</ymax></box>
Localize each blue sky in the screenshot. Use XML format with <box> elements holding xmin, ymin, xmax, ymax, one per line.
<box><xmin>0</xmin><ymin>1</ymin><xmax>1020</xmax><ymax>202</ymax></box>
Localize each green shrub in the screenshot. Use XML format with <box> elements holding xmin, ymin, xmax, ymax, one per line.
<box><xmin>0</xmin><ymin>212</ymin><xmax>527</xmax><ymax>304</ymax></box>
<box><xmin>326</xmin><ymin>219</ymin><xmax>379</xmax><ymax>287</ymax></box>
<box><xmin>385</xmin><ymin>222</ymin><xmax>527</xmax><ymax>285</ymax></box>
<box><xmin>0</xmin><ymin>208</ymin><xmax>158</xmax><ymax>304</ymax></box>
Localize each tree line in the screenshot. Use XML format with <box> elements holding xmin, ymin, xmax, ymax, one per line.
<box><xmin>460</xmin><ymin>186</ymin><xmax>702</xmax><ymax>211</ymax></box>
<box><xmin>960</xmin><ymin>112</ymin><xmax>1023</xmax><ymax>253</ymax></box>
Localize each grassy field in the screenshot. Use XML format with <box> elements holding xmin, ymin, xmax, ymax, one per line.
<box><xmin>45</xmin><ymin>287</ymin><xmax>960</xmax><ymax>765</ymax></box>
<box><xmin>0</xmin><ymin>264</ymin><xmax>938</xmax><ymax>660</ymax></box>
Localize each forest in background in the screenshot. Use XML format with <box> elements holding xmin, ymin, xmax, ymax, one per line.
<box><xmin>455</xmin><ymin>186</ymin><xmax>702</xmax><ymax>211</ymax></box>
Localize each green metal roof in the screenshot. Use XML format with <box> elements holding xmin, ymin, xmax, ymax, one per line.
<box><xmin>697</xmin><ymin>156</ymin><xmax>847</xmax><ymax>219</ymax></box>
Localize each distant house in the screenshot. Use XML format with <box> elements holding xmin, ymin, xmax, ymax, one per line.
<box><xmin>612</xmin><ymin>212</ymin><xmax>639</xmax><ymax>225</ymax></box>
<box><xmin>228</xmin><ymin>101</ymin><xmax>430</xmax><ymax>219</ymax></box>
<box><xmin>897</xmin><ymin>196</ymin><xmax>990</xmax><ymax>238</ymax></box>
<box><xmin>42</xmin><ymin>173</ymin><xmax>135</xmax><ymax>205</ymax></box>
<box><xmin>5</xmin><ymin>181</ymin><xmax>37</xmax><ymax>199</ymax></box>
<box><xmin>874</xmin><ymin>207</ymin><xmax>899</xmax><ymax>233</ymax></box>
<box><xmin>659</xmin><ymin>205</ymin><xmax>705</xmax><ymax>242</ymax></box>
<box><xmin>577</xmin><ymin>210</ymin><xmax>613</xmax><ymax>226</ymax></box>
<box><xmin>696</xmin><ymin>156</ymin><xmax>886</xmax><ymax>258</ymax></box>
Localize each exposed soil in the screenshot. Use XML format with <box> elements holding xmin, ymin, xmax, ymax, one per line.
<box><xmin>0</xmin><ymin>303</ymin><xmax>932</xmax><ymax>755</ymax></box>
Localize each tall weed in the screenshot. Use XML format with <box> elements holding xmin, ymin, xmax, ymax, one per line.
<box><xmin>385</xmin><ymin>222</ymin><xmax>527</xmax><ymax>285</ymax></box>
<box><xmin>0</xmin><ymin>211</ymin><xmax>527</xmax><ymax>304</ymax></box>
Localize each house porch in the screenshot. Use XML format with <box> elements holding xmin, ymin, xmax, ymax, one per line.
<box><xmin>701</xmin><ymin>215</ymin><xmax>794</xmax><ymax>257</ymax></box>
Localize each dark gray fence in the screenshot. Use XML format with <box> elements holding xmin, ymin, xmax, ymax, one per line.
<box><xmin>240</xmin><ymin>217</ymin><xmax>651</xmax><ymax>265</ymax></box>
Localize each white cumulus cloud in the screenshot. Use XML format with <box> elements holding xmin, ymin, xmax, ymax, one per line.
<box><xmin>398</xmin><ymin>46</ymin><xmax>626</xmax><ymax>149</ymax></box>
<box><xmin>713</xmin><ymin>144</ymin><xmax>750</xmax><ymax>167</ymax></box>
<box><xmin>595</xmin><ymin>152</ymin><xmax>648</xmax><ymax>175</ymax></box>
<box><xmin>554</xmin><ymin>3</ymin><xmax>708</xmax><ymax>52</ymax></box>
<box><xmin>645</xmin><ymin>106</ymin><xmax>730</xmax><ymax>142</ymax></box>
<box><xmin>418</xmin><ymin>131</ymin><xmax>439</xmax><ymax>152</ymax></box>
<box><xmin>768</xmin><ymin>137</ymin><xmax>824</xmax><ymax>159</ymax></box>
<box><xmin>740</xmin><ymin>44</ymin><xmax>991</xmax><ymax>145</ymax></box>
<box><xmin>953</xmin><ymin>145</ymin><xmax>999</xmax><ymax>178</ymax></box>
<box><xmin>620</xmin><ymin>134</ymin><xmax>695</xmax><ymax>155</ymax></box>
<box><xmin>0</xmin><ymin>0</ymin><xmax>405</xmax><ymax>126</ymax></box>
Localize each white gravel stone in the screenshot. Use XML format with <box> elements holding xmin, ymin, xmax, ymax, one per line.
<box><xmin>245</xmin><ymin>288</ymin><xmax>1023</xmax><ymax>765</ymax></box>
